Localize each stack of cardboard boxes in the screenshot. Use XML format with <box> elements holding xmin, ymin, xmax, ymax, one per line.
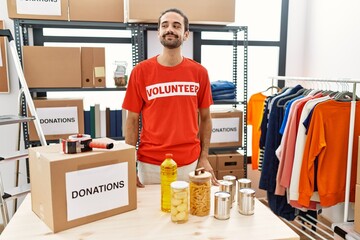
<box><xmin>209</xmin><ymin>109</ymin><xmax>245</xmax><ymax>179</ymax></box>
<box><xmin>23</xmin><ymin>46</ymin><xmax>106</xmax><ymax>88</ymax></box>
<box><xmin>7</xmin><ymin>0</ymin><xmax>235</xmax><ymax>25</ymax></box>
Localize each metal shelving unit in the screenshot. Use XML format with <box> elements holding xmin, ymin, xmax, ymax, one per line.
<box><xmin>13</xmin><ymin>19</ymin><xmax>248</xmax><ymax>177</ymax></box>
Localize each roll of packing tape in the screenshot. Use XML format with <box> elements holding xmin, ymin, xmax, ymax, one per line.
<box><xmin>68</xmin><ymin>134</ymin><xmax>91</xmax><ymax>141</ymax></box>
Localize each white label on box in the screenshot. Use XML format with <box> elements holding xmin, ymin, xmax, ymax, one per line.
<box><xmin>36</xmin><ymin>107</ymin><xmax>79</xmax><ymax>135</ymax></box>
<box><xmin>16</xmin><ymin>0</ymin><xmax>61</xmax><ymax>16</ymax></box>
<box><xmin>65</xmin><ymin>162</ymin><xmax>129</xmax><ymax>221</ymax></box>
<box><xmin>211</xmin><ymin>117</ymin><xmax>239</xmax><ymax>143</ymax></box>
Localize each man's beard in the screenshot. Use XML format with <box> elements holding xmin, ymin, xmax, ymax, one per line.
<box><xmin>160</xmin><ymin>33</ymin><xmax>182</xmax><ymax>49</ymax></box>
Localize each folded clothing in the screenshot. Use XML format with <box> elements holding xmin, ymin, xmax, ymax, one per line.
<box><xmin>211</xmin><ymin>80</ymin><xmax>235</xmax><ymax>92</ymax></box>
<box><xmin>212</xmin><ymin>89</ymin><xmax>235</xmax><ymax>96</ymax></box>
<box><xmin>212</xmin><ymin>93</ymin><xmax>236</xmax><ymax>101</ymax></box>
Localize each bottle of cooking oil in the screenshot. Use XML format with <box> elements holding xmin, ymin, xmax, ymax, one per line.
<box><xmin>161</xmin><ymin>153</ymin><xmax>177</xmax><ymax>212</ymax></box>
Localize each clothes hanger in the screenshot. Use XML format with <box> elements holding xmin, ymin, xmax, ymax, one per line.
<box><xmin>262</xmin><ymin>85</ymin><xmax>281</xmax><ymax>96</ymax></box>
<box><xmin>334</xmin><ymin>91</ymin><xmax>360</xmax><ymax>101</ymax></box>
<box><xmin>276</xmin><ymin>88</ymin><xmax>306</xmax><ymax>107</ymax></box>
<box><xmin>262</xmin><ymin>85</ymin><xmax>281</xmax><ymax>92</ymax></box>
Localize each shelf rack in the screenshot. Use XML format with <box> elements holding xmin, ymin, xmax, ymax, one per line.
<box><xmin>13</xmin><ymin>20</ymin><xmax>248</xmax><ymax>177</ymax></box>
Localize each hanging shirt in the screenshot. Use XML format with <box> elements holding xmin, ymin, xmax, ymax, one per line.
<box><xmin>298</xmin><ymin>100</ymin><xmax>360</xmax><ymax>207</ymax></box>
<box><xmin>122</xmin><ymin>56</ymin><xmax>213</xmax><ymax>167</ymax></box>
<box><xmin>288</xmin><ymin>96</ymin><xmax>331</xmax><ymax>210</ymax></box>
<box><xmin>259</xmin><ymin>85</ymin><xmax>303</xmax><ymax>220</ymax></box>
<box><xmin>247</xmin><ymin>92</ymin><xmax>267</xmax><ymax>170</ymax></box>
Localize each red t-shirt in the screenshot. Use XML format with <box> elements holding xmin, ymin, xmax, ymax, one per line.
<box><xmin>122</xmin><ymin>56</ymin><xmax>213</xmax><ymax>166</ymax></box>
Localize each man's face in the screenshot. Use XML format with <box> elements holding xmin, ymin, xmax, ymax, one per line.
<box><xmin>158</xmin><ymin>12</ymin><xmax>189</xmax><ymax>49</ymax></box>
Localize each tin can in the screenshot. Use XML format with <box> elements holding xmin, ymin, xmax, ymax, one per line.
<box><xmin>214</xmin><ymin>191</ymin><xmax>231</xmax><ymax>220</ymax></box>
<box><xmin>237</xmin><ymin>178</ymin><xmax>251</xmax><ymax>204</ymax></box>
<box><xmin>170</xmin><ymin>181</ymin><xmax>189</xmax><ymax>223</ymax></box>
<box><xmin>223</xmin><ymin>175</ymin><xmax>236</xmax><ymax>203</ymax></box>
<box><xmin>238</xmin><ymin>188</ymin><xmax>255</xmax><ymax>215</ymax></box>
<box><xmin>237</xmin><ymin>178</ymin><xmax>251</xmax><ymax>190</ymax></box>
<box><xmin>219</xmin><ymin>180</ymin><xmax>233</xmax><ymax>208</ymax></box>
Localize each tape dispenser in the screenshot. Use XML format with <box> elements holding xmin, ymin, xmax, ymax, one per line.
<box><xmin>61</xmin><ymin>134</ymin><xmax>114</xmax><ymax>154</ymax></box>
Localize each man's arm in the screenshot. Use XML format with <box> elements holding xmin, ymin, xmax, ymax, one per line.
<box><xmin>197</xmin><ymin>108</ymin><xmax>219</xmax><ymax>185</ymax></box>
<box><xmin>125</xmin><ymin>110</ymin><xmax>139</xmax><ymax>146</ymax></box>
<box><xmin>125</xmin><ymin>110</ymin><xmax>145</xmax><ymax>188</ymax></box>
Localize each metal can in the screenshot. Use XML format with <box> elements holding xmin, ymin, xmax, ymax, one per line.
<box><xmin>189</xmin><ymin>167</ymin><xmax>212</xmax><ymax>216</ymax></box>
<box><xmin>214</xmin><ymin>191</ymin><xmax>231</xmax><ymax>220</ymax></box>
<box><xmin>223</xmin><ymin>175</ymin><xmax>237</xmax><ymax>203</ymax></box>
<box><xmin>237</xmin><ymin>178</ymin><xmax>251</xmax><ymax>190</ymax></box>
<box><xmin>219</xmin><ymin>180</ymin><xmax>233</xmax><ymax>208</ymax></box>
<box><xmin>170</xmin><ymin>181</ymin><xmax>189</xmax><ymax>223</ymax></box>
<box><xmin>238</xmin><ymin>188</ymin><xmax>255</xmax><ymax>215</ymax></box>
<box><xmin>237</xmin><ymin>178</ymin><xmax>251</xmax><ymax>204</ymax></box>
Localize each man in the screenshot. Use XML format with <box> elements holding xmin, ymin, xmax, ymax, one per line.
<box><xmin>122</xmin><ymin>8</ymin><xmax>218</xmax><ymax>187</ymax></box>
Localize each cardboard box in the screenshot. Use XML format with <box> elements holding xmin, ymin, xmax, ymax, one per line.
<box><xmin>357</xmin><ymin>136</ymin><xmax>360</xmax><ymax>184</ymax></box>
<box><xmin>0</xmin><ymin>20</ymin><xmax>9</xmax><ymax>93</ymax></box>
<box><xmin>69</xmin><ymin>0</ymin><xmax>124</xmax><ymax>22</ymax></box>
<box><xmin>208</xmin><ymin>154</ymin><xmax>217</xmax><ymax>170</ymax></box>
<box><xmin>81</xmin><ymin>47</ymin><xmax>106</xmax><ymax>88</ymax></box>
<box><xmin>126</xmin><ymin>0</ymin><xmax>235</xmax><ymax>25</ymax></box>
<box><xmin>23</xmin><ymin>46</ymin><xmax>82</xmax><ymax>88</ymax></box>
<box><xmin>216</xmin><ymin>151</ymin><xmax>244</xmax><ymax>171</ymax></box>
<box><xmin>29</xmin><ymin>139</ymin><xmax>137</xmax><ymax>233</ymax></box>
<box><xmin>216</xmin><ymin>169</ymin><xmax>245</xmax><ymax>180</ymax></box>
<box><xmin>7</xmin><ymin>0</ymin><xmax>68</xmax><ymax>20</ymax></box>
<box><xmin>29</xmin><ymin>98</ymin><xmax>84</xmax><ymax>141</ymax></box>
<box><xmin>210</xmin><ymin>109</ymin><xmax>243</xmax><ymax>149</ymax></box>
<box><xmin>355</xmin><ymin>184</ymin><xmax>360</xmax><ymax>233</ymax></box>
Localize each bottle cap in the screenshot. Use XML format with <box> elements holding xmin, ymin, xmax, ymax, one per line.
<box><xmin>165</xmin><ymin>153</ymin><xmax>173</xmax><ymax>158</ymax></box>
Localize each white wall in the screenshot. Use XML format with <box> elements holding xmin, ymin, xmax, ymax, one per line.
<box><xmin>286</xmin><ymin>0</ymin><xmax>360</xmax><ymax>223</ymax></box>
<box><xmin>287</xmin><ymin>0</ymin><xmax>360</xmax><ymax>79</ymax></box>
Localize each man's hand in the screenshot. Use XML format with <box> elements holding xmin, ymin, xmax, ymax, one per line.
<box><xmin>197</xmin><ymin>156</ymin><xmax>220</xmax><ymax>186</ymax></box>
<box><xmin>137</xmin><ymin>175</ymin><xmax>145</xmax><ymax>188</ymax></box>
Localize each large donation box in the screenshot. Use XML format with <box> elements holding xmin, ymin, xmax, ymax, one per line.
<box><xmin>28</xmin><ymin>139</ymin><xmax>137</xmax><ymax>233</ymax></box>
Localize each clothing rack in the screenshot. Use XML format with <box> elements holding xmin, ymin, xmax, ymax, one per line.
<box><xmin>270</xmin><ymin>76</ymin><xmax>360</xmax><ymax>223</ymax></box>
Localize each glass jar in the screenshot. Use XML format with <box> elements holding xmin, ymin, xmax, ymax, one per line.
<box><xmin>188</xmin><ymin>167</ymin><xmax>212</xmax><ymax>216</ymax></box>
<box><xmin>170</xmin><ymin>181</ymin><xmax>189</xmax><ymax>223</ymax></box>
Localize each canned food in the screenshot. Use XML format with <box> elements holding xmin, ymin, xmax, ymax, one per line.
<box><xmin>237</xmin><ymin>178</ymin><xmax>251</xmax><ymax>190</ymax></box>
<box><xmin>238</xmin><ymin>188</ymin><xmax>255</xmax><ymax>215</ymax></box>
<box><xmin>214</xmin><ymin>191</ymin><xmax>231</xmax><ymax>220</ymax></box>
<box><xmin>237</xmin><ymin>178</ymin><xmax>251</xmax><ymax>204</ymax></box>
<box><xmin>223</xmin><ymin>175</ymin><xmax>236</xmax><ymax>203</ymax></box>
<box><xmin>219</xmin><ymin>180</ymin><xmax>233</xmax><ymax>208</ymax></box>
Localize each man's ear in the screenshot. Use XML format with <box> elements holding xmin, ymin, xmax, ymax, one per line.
<box><xmin>183</xmin><ymin>30</ymin><xmax>190</xmax><ymax>41</ymax></box>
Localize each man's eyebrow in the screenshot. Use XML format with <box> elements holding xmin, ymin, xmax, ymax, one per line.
<box><xmin>161</xmin><ymin>20</ymin><xmax>182</xmax><ymax>26</ymax></box>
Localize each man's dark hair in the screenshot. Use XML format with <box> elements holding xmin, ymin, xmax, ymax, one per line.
<box><xmin>158</xmin><ymin>8</ymin><xmax>189</xmax><ymax>32</ymax></box>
